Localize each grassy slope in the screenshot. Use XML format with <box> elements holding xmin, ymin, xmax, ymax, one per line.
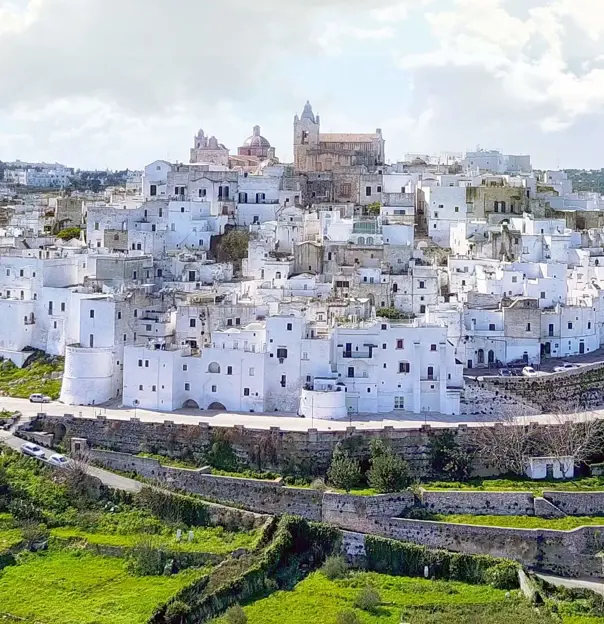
<box><xmin>0</xmin><ymin>357</ymin><xmax>63</xmax><ymax>400</ymax></box>
<box><xmin>431</xmin><ymin>514</ymin><xmax>604</xmax><ymax>530</ymax></box>
<box><xmin>0</xmin><ymin>549</ymin><xmax>207</xmax><ymax>624</ymax></box>
<box><xmin>50</xmin><ymin>525</ymin><xmax>260</xmax><ymax>554</ymax></box>
<box><xmin>213</xmin><ymin>571</ymin><xmax>557</xmax><ymax>624</ymax></box>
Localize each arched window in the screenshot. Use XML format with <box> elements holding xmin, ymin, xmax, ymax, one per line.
<box><xmin>477</xmin><ymin>349</ymin><xmax>485</xmax><ymax>364</ymax></box>
<box><xmin>366</xmin><ymin>237</ymin><xmax>374</xmax><ymax>245</ymax></box>
<box><xmin>208</xmin><ymin>362</ymin><xmax>221</xmax><ymax>374</ymax></box>
<box><xmin>357</xmin><ymin>236</ymin><xmax>365</xmax><ymax>245</ymax></box>
<box><xmin>488</xmin><ymin>350</ymin><xmax>495</xmax><ymax>364</ymax></box>
<box><xmin>275</xmin><ymin>271</ymin><xmax>281</xmax><ymax>279</ymax></box>
<box><xmin>500</xmin><ymin>201</ymin><xmax>506</xmax><ymax>213</ymax></box>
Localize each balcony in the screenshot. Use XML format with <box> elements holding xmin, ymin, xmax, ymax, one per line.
<box><xmin>343</xmin><ymin>351</ymin><xmax>372</xmax><ymax>359</ymax></box>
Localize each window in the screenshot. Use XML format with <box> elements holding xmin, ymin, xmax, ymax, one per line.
<box><xmin>281</xmin><ymin>375</ymin><xmax>286</xmax><ymax>388</ymax></box>
<box><xmin>377</xmin><ymin>185</ymin><xmax>382</xmax><ymax>193</ymax></box>
<box><xmin>53</xmin><ymin>321</ymin><xmax>57</xmax><ymax>329</ymax></box>
<box><xmin>89</xmin><ymin>334</ymin><xmax>94</xmax><ymax>348</ymax></box>
<box><xmin>382</xmin><ymin>343</ymin><xmax>387</xmax><ymax>350</ymax></box>
<box><xmin>430</xmin><ymin>344</ymin><xmax>437</xmax><ymax>351</ymax></box>
<box><xmin>208</xmin><ymin>362</ymin><xmax>221</xmax><ymax>373</ymax></box>
<box><xmin>347</xmin><ymin>367</ymin><xmax>355</xmax><ymax>378</ymax></box>
<box><xmin>61</xmin><ymin>302</ymin><xmax>65</xmax><ymax>312</ymax></box>
<box><xmin>157</xmin><ymin>269</ymin><xmax>162</xmax><ymax>278</ymax></box>
<box><xmin>249</xmin><ymin>367</ymin><xmax>255</xmax><ymax>376</ymax></box>
<box><xmin>199</xmin><ymin>188</ymin><xmax>206</xmax><ymax>198</ymax></box>
<box><xmin>181</xmin><ymin>206</ymin><xmax>185</xmax><ymax>213</ymax></box>
<box><xmin>244</xmin><ymin>388</ymin><xmax>250</xmax><ymax>396</ymax></box>
<box><xmin>454</xmin><ymin>206</ymin><xmax>459</xmax><ymax>213</ymax></box>
<box><xmin>367</xmin><ymin>388</ymin><xmax>371</xmax><ymax>393</ymax></box>
<box><xmin>381</xmin><ymin>324</ymin><xmax>387</xmax><ymax>330</ymax></box>
<box><xmin>512</xmin><ymin>276</ymin><xmax>517</xmax><ymax>283</ymax></box>
<box><xmin>540</xmin><ymin>292</ymin><xmax>546</xmax><ymax>299</ymax></box>
<box><xmin>211</xmin><ymin>385</ymin><xmax>217</xmax><ymax>393</ymax></box>
<box><xmin>419</xmin><ymin>281</ymin><xmax>425</xmax><ymax>289</ymax></box>
<box><xmin>150</xmin><ymin>184</ymin><xmax>157</xmax><ymax>196</ymax></box>
<box><xmin>365</xmin><ymin>186</ymin><xmax>372</xmax><ymax>197</ymax></box>
<box><xmin>94</xmin><ymin>222</ymin><xmax>99</xmax><ymax>231</ymax></box>
<box><xmin>139</xmin><ymin>385</ymin><xmax>143</xmax><ymax>391</ymax></box>
<box><xmin>138</xmin><ymin>359</ymin><xmax>142</xmax><ymax>367</ymax></box>
<box><xmin>227</xmin><ymin>319</ymin><xmax>233</xmax><ymax>327</ymax></box>
<box><xmin>183</xmin><ymin>365</ymin><xmax>188</xmax><ymax>371</ymax></box>
<box><xmin>146</xmin><ymin>324</ymin><xmax>152</xmax><ymax>331</ymax></box>
<box><xmin>396</xmin><ymin>339</ymin><xmax>404</xmax><ymax>349</ymax></box>
<box><xmin>185</xmin><ymin>383</ymin><xmax>190</xmax><ymax>391</ymax></box>
<box><xmin>287</xmin><ymin>323</ymin><xmax>292</xmax><ymax>331</ymax></box>
<box><xmin>434</xmin><ymin>212</ymin><xmax>439</xmax><ymax>218</ymax></box>
<box><xmin>420</xmin><ymin>305</ymin><xmax>426</xmax><ymax>314</ymax></box>
<box><xmin>526</xmin><ymin>323</ymin><xmax>531</xmax><ymax>331</ymax></box>
<box><xmin>394</xmin><ymin>397</ymin><xmax>404</xmax><ymax>410</ymax></box>
<box><xmin>134</xmin><ymin>310</ymin><xmax>138</xmax><ymax>318</ymax></box>
<box><xmin>117</xmin><ymin>311</ymin><xmax>121</xmax><ymax>319</ymax></box>
<box><xmin>276</xmin><ymin>348</ymin><xmax>288</xmax><ymax>359</ymax></box>
<box><xmin>144</xmin><ymin>360</ymin><xmax>149</xmax><ymax>368</ymax></box>
<box><xmin>427</xmin><ymin>366</ymin><xmax>434</xmax><ymax>380</ymax></box>
<box><xmin>489</xmin><ymin>323</ymin><xmax>495</xmax><ymax>331</ymax></box>
<box><xmin>152</xmin><ymin>385</ymin><xmax>156</xmax><ymax>392</ymax></box>
<box><xmin>399</xmin><ymin>362</ymin><xmax>410</xmax><ymax>374</ymax></box>
<box><xmin>568</xmin><ymin>322</ymin><xmax>573</xmax><ymax>329</ymax></box>
<box><xmin>19</xmin><ymin>269</ymin><xmax>23</xmax><ymax>277</ymax></box>
<box><xmin>227</xmin><ymin>366</ymin><xmax>233</xmax><ymax>376</ymax></box>
<box><xmin>189</xmin><ymin>318</ymin><xmax>196</xmax><ymax>328</ymax></box>
<box><xmin>89</xmin><ymin>310</ymin><xmax>95</xmax><ymax>319</ymax></box>
<box><xmin>588</xmin><ymin>322</ymin><xmax>592</xmax><ymax>330</ymax></box>
<box><xmin>235</xmin><ymin>318</ymin><xmax>241</xmax><ymax>325</ymax></box>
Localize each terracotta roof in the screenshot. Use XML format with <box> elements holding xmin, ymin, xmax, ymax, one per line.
<box><xmin>319</xmin><ymin>133</ymin><xmax>378</xmax><ymax>143</ymax></box>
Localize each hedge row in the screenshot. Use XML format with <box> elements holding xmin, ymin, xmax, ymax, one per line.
<box><xmin>149</xmin><ymin>515</ymin><xmax>341</xmax><ymax>624</ymax></box>
<box><xmin>365</xmin><ymin>535</ymin><xmax>519</xmax><ymax>589</ymax></box>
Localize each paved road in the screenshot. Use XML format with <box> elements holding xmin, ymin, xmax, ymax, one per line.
<box><xmin>1</xmin><ymin>395</ymin><xmax>603</xmax><ymax>432</ymax></box>
<box><xmin>0</xmin><ymin>429</ymin><xmax>141</xmax><ymax>493</ymax></box>
<box><xmin>536</xmin><ymin>573</ymin><xmax>604</xmax><ymax>595</ymax></box>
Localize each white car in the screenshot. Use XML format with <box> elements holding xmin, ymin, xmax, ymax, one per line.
<box><xmin>29</xmin><ymin>393</ymin><xmax>51</xmax><ymax>403</ymax></box>
<box><xmin>522</xmin><ymin>366</ymin><xmax>539</xmax><ymax>377</ymax></box>
<box><xmin>553</xmin><ymin>362</ymin><xmax>580</xmax><ymax>373</ymax></box>
<box><xmin>21</xmin><ymin>442</ymin><xmax>46</xmax><ymax>459</ymax></box>
<box><xmin>48</xmin><ymin>453</ymin><xmax>69</xmax><ymax>467</ymax></box>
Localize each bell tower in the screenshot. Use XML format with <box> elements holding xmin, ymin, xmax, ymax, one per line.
<box><xmin>293</xmin><ymin>101</ymin><xmax>320</xmax><ymax>172</ymax></box>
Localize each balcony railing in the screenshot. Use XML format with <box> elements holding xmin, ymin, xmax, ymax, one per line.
<box><xmin>343</xmin><ymin>351</ymin><xmax>372</xmax><ymax>359</ymax></box>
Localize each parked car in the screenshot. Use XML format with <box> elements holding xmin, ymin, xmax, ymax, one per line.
<box><xmin>48</xmin><ymin>453</ymin><xmax>69</xmax><ymax>467</ymax></box>
<box><xmin>20</xmin><ymin>442</ymin><xmax>46</xmax><ymax>459</ymax></box>
<box><xmin>29</xmin><ymin>393</ymin><xmax>51</xmax><ymax>403</ymax></box>
<box><xmin>553</xmin><ymin>362</ymin><xmax>580</xmax><ymax>373</ymax></box>
<box><xmin>522</xmin><ymin>366</ymin><xmax>539</xmax><ymax>377</ymax></box>
<box><xmin>499</xmin><ymin>369</ymin><xmax>514</xmax><ymax>377</ymax></box>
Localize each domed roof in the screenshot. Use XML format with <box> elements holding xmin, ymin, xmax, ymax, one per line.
<box><xmin>243</xmin><ymin>125</ymin><xmax>271</xmax><ymax>148</ymax></box>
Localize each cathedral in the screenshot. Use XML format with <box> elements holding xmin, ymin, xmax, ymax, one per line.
<box><xmin>293</xmin><ymin>101</ymin><xmax>385</xmax><ymax>173</ymax></box>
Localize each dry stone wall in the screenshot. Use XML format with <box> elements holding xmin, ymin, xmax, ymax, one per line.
<box><xmin>419</xmin><ymin>489</ymin><xmax>535</xmax><ymax>516</ymax></box>
<box><xmin>542</xmin><ymin>491</ymin><xmax>604</xmax><ymax>516</ymax></box>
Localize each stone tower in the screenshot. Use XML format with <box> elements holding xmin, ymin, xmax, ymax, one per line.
<box><xmin>293</xmin><ymin>101</ymin><xmax>320</xmax><ymax>172</ymax></box>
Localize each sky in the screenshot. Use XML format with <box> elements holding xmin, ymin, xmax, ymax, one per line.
<box><xmin>1</xmin><ymin>0</ymin><xmax>604</xmax><ymax>170</ymax></box>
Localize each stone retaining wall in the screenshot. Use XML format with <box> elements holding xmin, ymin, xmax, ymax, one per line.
<box><xmin>419</xmin><ymin>489</ymin><xmax>535</xmax><ymax>516</ymax></box>
<box><xmin>542</xmin><ymin>491</ymin><xmax>604</xmax><ymax>517</ymax></box>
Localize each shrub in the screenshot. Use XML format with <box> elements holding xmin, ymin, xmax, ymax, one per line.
<box><xmin>134</xmin><ymin>487</ymin><xmax>209</xmax><ymax>527</ymax></box>
<box><xmin>164</xmin><ymin>600</ymin><xmax>191</xmax><ymax>624</ymax></box>
<box><xmin>310</xmin><ymin>477</ymin><xmax>327</xmax><ymax>492</ymax></box>
<box><xmin>8</xmin><ymin>499</ymin><xmax>43</xmax><ymax>523</ymax></box>
<box><xmin>327</xmin><ymin>444</ymin><xmax>361</xmax><ymax>492</ymax></box>
<box><xmin>353</xmin><ymin>585</ymin><xmax>381</xmax><ymax>612</ymax></box>
<box><xmin>19</xmin><ymin>521</ymin><xmax>49</xmax><ymax>548</ymax></box>
<box><xmin>335</xmin><ymin>610</ymin><xmax>360</xmax><ymax>624</ymax></box>
<box><xmin>485</xmin><ymin>561</ymin><xmax>520</xmax><ymax>589</ymax></box>
<box><xmin>428</xmin><ymin>431</ymin><xmax>473</xmax><ymax>481</ymax></box>
<box><xmin>225</xmin><ymin>604</ymin><xmax>248</xmax><ymax>624</ymax></box>
<box><xmin>367</xmin><ymin>440</ymin><xmax>409</xmax><ymax>493</ymax></box>
<box><xmin>124</xmin><ymin>538</ymin><xmax>165</xmax><ymax>576</ymax></box>
<box><xmin>56</xmin><ymin>227</ymin><xmax>81</xmax><ymax>240</ymax></box>
<box><xmin>321</xmin><ymin>555</ymin><xmax>348</xmax><ymax>580</ymax></box>
<box><xmin>205</xmin><ymin>436</ymin><xmax>238</xmax><ymax>472</ymax></box>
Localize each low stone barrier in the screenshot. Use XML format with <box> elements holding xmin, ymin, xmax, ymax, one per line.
<box><xmin>419</xmin><ymin>489</ymin><xmax>535</xmax><ymax>516</ymax></box>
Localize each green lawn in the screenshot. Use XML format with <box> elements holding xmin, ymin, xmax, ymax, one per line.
<box><xmin>51</xmin><ymin>524</ymin><xmax>260</xmax><ymax>554</ymax></box>
<box><xmin>424</xmin><ymin>476</ymin><xmax>604</xmax><ymax>495</ymax></box>
<box><xmin>432</xmin><ymin>514</ymin><xmax>604</xmax><ymax>530</ymax></box>
<box><xmin>0</xmin><ymin>514</ymin><xmax>22</xmax><ymax>551</ymax></box>
<box><xmin>212</xmin><ymin>571</ymin><xmax>556</xmax><ymax>624</ymax></box>
<box><xmin>0</xmin><ymin>549</ymin><xmax>208</xmax><ymax>624</ymax></box>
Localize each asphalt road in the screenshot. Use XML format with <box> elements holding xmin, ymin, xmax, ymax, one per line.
<box><xmin>536</xmin><ymin>573</ymin><xmax>604</xmax><ymax>595</ymax></box>
<box><xmin>0</xmin><ymin>429</ymin><xmax>142</xmax><ymax>493</ymax></box>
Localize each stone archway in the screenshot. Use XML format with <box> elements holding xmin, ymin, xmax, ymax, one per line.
<box><xmin>53</xmin><ymin>422</ymin><xmax>67</xmax><ymax>444</ymax></box>
<box><xmin>207</xmin><ymin>402</ymin><xmax>226</xmax><ymax>411</ymax></box>
<box><xmin>182</xmin><ymin>399</ymin><xmax>200</xmax><ymax>409</ymax></box>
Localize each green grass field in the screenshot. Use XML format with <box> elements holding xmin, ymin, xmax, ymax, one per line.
<box><xmin>431</xmin><ymin>514</ymin><xmax>604</xmax><ymax>530</ymax></box>
<box><xmin>212</xmin><ymin>571</ymin><xmax>557</xmax><ymax>624</ymax></box>
<box><xmin>0</xmin><ymin>549</ymin><xmax>208</xmax><ymax>624</ymax></box>
<box><xmin>50</xmin><ymin>524</ymin><xmax>260</xmax><ymax>554</ymax></box>
<box><xmin>424</xmin><ymin>476</ymin><xmax>604</xmax><ymax>495</ymax></box>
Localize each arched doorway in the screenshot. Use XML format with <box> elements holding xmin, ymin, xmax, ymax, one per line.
<box><xmin>488</xmin><ymin>350</ymin><xmax>495</xmax><ymax>365</ymax></box>
<box><xmin>207</xmin><ymin>402</ymin><xmax>227</xmax><ymax>411</ymax></box>
<box><xmin>182</xmin><ymin>399</ymin><xmax>200</xmax><ymax>409</ymax></box>
<box><xmin>477</xmin><ymin>349</ymin><xmax>485</xmax><ymax>365</ymax></box>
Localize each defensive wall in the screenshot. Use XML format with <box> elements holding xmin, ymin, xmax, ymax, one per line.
<box><xmin>28</xmin><ymin>412</ymin><xmax>497</xmax><ymax>478</ymax></box>
<box><xmin>478</xmin><ymin>361</ymin><xmax>604</xmax><ymax>412</ymax></box>
<box><xmin>76</xmin><ymin>446</ymin><xmax>604</xmax><ymax>578</ymax></box>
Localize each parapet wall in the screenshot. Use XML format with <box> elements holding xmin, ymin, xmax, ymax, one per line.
<box><xmin>418</xmin><ymin>489</ymin><xmax>536</xmax><ymax>516</ymax></box>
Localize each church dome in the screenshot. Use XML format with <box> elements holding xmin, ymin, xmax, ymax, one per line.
<box><xmin>243</xmin><ymin>125</ymin><xmax>271</xmax><ymax>148</ymax></box>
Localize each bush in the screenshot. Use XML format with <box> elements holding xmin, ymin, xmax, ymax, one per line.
<box><xmin>310</xmin><ymin>478</ymin><xmax>327</xmax><ymax>492</ymax></box>
<box><xmin>428</xmin><ymin>431</ymin><xmax>473</xmax><ymax>481</ymax></box>
<box><xmin>134</xmin><ymin>487</ymin><xmax>210</xmax><ymax>527</ymax></box>
<box><xmin>327</xmin><ymin>444</ymin><xmax>361</xmax><ymax>492</ymax></box>
<box><xmin>353</xmin><ymin>585</ymin><xmax>381</xmax><ymax>612</ymax></box>
<box><xmin>367</xmin><ymin>440</ymin><xmax>409</xmax><ymax>493</ymax></box>
<box><xmin>19</xmin><ymin>521</ymin><xmax>49</xmax><ymax>548</ymax></box>
<box><xmin>164</xmin><ymin>600</ymin><xmax>191</xmax><ymax>624</ymax></box>
<box><xmin>205</xmin><ymin>437</ymin><xmax>238</xmax><ymax>472</ymax></box>
<box><xmin>56</xmin><ymin>227</ymin><xmax>81</xmax><ymax>240</ymax></box>
<box><xmin>124</xmin><ymin>538</ymin><xmax>165</xmax><ymax>576</ymax></box>
<box><xmin>8</xmin><ymin>499</ymin><xmax>43</xmax><ymax>523</ymax></box>
<box><xmin>335</xmin><ymin>610</ymin><xmax>360</xmax><ymax>624</ymax></box>
<box><xmin>485</xmin><ymin>561</ymin><xmax>520</xmax><ymax>589</ymax></box>
<box><xmin>321</xmin><ymin>555</ymin><xmax>348</xmax><ymax>580</ymax></box>
<box><xmin>225</xmin><ymin>604</ymin><xmax>248</xmax><ymax>624</ymax></box>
